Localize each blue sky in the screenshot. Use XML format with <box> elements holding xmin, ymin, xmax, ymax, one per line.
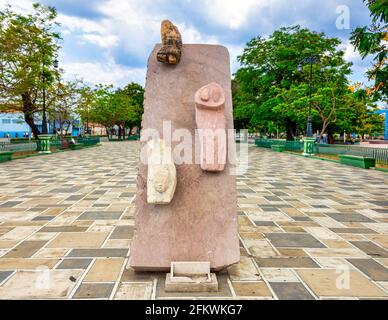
<box><xmin>1</xmin><ymin>0</ymin><xmax>375</xmax><ymax>87</ymax></box>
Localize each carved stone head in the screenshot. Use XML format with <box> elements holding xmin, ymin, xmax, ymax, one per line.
<box><xmin>153</xmin><ymin>164</ymin><xmax>170</xmax><ymax>193</ymax></box>
<box><xmin>194</xmin><ymin>82</ymin><xmax>225</xmax><ymax>111</ymax></box>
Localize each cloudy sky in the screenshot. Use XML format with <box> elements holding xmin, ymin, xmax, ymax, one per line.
<box><xmin>1</xmin><ymin>0</ymin><xmax>375</xmax><ymax>87</ymax></box>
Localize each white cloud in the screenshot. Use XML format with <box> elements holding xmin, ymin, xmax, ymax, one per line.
<box><xmin>343</xmin><ymin>41</ymin><xmax>362</xmax><ymax>62</ymax></box>
<box><xmin>0</xmin><ymin>0</ymin><xmax>33</xmax><ymax>12</ymax></box>
<box><xmin>202</xmin><ymin>0</ymin><xmax>261</xmax><ymax>30</ymax></box>
<box><xmin>81</xmin><ymin>34</ymin><xmax>119</xmax><ymax>48</ymax></box>
<box><xmin>1</xmin><ymin>0</ymin><xmax>374</xmax><ymax>87</ymax></box>
<box><xmin>62</xmin><ymin>60</ymin><xmax>146</xmax><ymax>87</ymax></box>
<box><xmin>178</xmin><ymin>24</ymin><xmax>219</xmax><ymax>44</ymax></box>
<box><xmin>57</xmin><ymin>14</ymin><xmax>106</xmax><ymax>34</ymax></box>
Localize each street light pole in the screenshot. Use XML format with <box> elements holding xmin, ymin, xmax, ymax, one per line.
<box><xmin>298</xmin><ymin>54</ymin><xmax>320</xmax><ymax>156</ymax></box>
<box><xmin>298</xmin><ymin>54</ymin><xmax>320</xmax><ymax>138</ymax></box>
<box><xmin>42</xmin><ymin>61</ymin><xmax>48</xmax><ymax>135</ymax></box>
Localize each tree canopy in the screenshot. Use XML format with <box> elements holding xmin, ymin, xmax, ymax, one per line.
<box><xmin>0</xmin><ymin>3</ymin><xmax>144</xmax><ymax>139</ymax></box>
<box><xmin>233</xmin><ymin>25</ymin><xmax>383</xmax><ymax>140</ymax></box>
<box><xmin>0</xmin><ymin>3</ymin><xmax>61</xmax><ymax>137</ymax></box>
<box><xmin>350</xmin><ymin>0</ymin><xmax>387</xmax><ymax>103</ymax></box>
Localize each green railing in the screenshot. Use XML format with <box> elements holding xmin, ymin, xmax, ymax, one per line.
<box><xmin>255</xmin><ymin>138</ymin><xmax>388</xmax><ymax>165</ymax></box>
<box><xmin>1</xmin><ymin>137</ymin><xmax>100</xmax><ymax>153</ymax></box>
<box><xmin>255</xmin><ymin>139</ymin><xmax>304</xmax><ymax>151</ymax></box>
<box><xmin>1</xmin><ymin>142</ymin><xmax>37</xmax><ymax>152</ymax></box>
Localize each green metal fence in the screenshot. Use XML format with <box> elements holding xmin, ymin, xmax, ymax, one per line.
<box><xmin>1</xmin><ymin>142</ymin><xmax>37</xmax><ymax>152</ymax></box>
<box><xmin>255</xmin><ymin>139</ymin><xmax>304</xmax><ymax>152</ymax></box>
<box><xmin>255</xmin><ymin>138</ymin><xmax>388</xmax><ymax>165</ymax></box>
<box><xmin>1</xmin><ymin>137</ymin><xmax>100</xmax><ymax>153</ymax></box>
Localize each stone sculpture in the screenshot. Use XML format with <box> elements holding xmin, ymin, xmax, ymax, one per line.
<box><xmin>147</xmin><ymin>139</ymin><xmax>177</xmax><ymax>204</ymax></box>
<box><xmin>156</xmin><ymin>20</ymin><xmax>183</xmax><ymax>65</ymax></box>
<box><xmin>195</xmin><ymin>82</ymin><xmax>227</xmax><ymax>172</ymax></box>
<box><xmin>130</xmin><ymin>44</ymin><xmax>239</xmax><ymax>271</ymax></box>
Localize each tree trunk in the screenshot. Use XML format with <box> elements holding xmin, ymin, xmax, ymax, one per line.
<box><xmin>21</xmin><ymin>92</ymin><xmax>40</xmax><ymax>139</ymax></box>
<box><xmin>285</xmin><ymin>119</ymin><xmax>297</xmax><ymax>141</ymax></box>
<box><xmin>117</xmin><ymin>125</ymin><xmax>122</xmax><ymax>140</ymax></box>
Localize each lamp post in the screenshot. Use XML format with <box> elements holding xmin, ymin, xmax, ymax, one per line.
<box><xmin>298</xmin><ymin>54</ymin><xmax>320</xmax><ymax>156</ymax></box>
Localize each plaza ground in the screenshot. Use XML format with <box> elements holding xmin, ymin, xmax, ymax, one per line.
<box><xmin>0</xmin><ymin>141</ymin><xmax>387</xmax><ymax>300</ymax></box>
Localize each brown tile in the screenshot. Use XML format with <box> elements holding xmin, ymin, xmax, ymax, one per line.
<box><xmin>40</xmin><ymin>226</ymin><xmax>88</xmax><ymax>233</ymax></box>
<box><xmin>330</xmin><ymin>228</ymin><xmax>377</xmax><ymax>234</ymax></box>
<box><xmin>270</xmin><ymin>282</ymin><xmax>315</xmax><ymax>300</ymax></box>
<box><xmin>347</xmin><ymin>259</ymin><xmax>388</xmax><ymax>281</ymax></box>
<box><xmin>265</xmin><ymin>233</ymin><xmax>325</xmax><ymax>248</ymax></box>
<box><xmin>109</xmin><ymin>226</ymin><xmax>133</xmax><ymax>240</ymax></box>
<box><xmin>67</xmin><ymin>248</ymin><xmax>128</xmax><ymax>258</ymax></box>
<box><xmin>367</xmin><ymin>235</ymin><xmax>388</xmax><ymax>249</ymax></box>
<box><xmin>48</xmin><ymin>233</ymin><xmax>108</xmax><ymax>249</ymax></box>
<box><xmin>56</xmin><ymin>259</ymin><xmax>93</xmax><ymax>270</ymax></box>
<box><xmin>84</xmin><ymin>258</ymin><xmax>124</xmax><ymax>282</ymax></box>
<box><xmin>232</xmin><ymin>281</ymin><xmax>272</xmax><ymax>297</ymax></box>
<box><xmin>120</xmin><ymin>267</ymin><xmax>154</xmax><ymax>282</ymax></box>
<box><xmin>73</xmin><ymin>283</ymin><xmax>115</xmax><ymax>299</ymax></box>
<box><xmin>0</xmin><ymin>241</ymin><xmax>18</xmax><ymax>249</ymax></box>
<box><xmin>278</xmin><ymin>248</ymin><xmax>307</xmax><ymax>257</ymax></box>
<box><xmin>284</xmin><ymin>226</ymin><xmax>308</xmax><ymax>233</ymax></box>
<box><xmin>322</xmin><ymin>240</ymin><xmax>353</xmax><ymax>249</ymax></box>
<box><xmin>297</xmin><ymin>269</ymin><xmax>387</xmax><ymax>298</ymax></box>
<box><xmin>0</xmin><ymin>258</ymin><xmax>58</xmax><ymax>270</ymax></box>
<box><xmin>351</xmin><ymin>241</ymin><xmax>388</xmax><ymax>258</ymax></box>
<box><xmin>3</xmin><ymin>241</ymin><xmax>48</xmax><ymax>258</ymax></box>
<box><xmin>254</xmin><ymin>257</ymin><xmax>319</xmax><ymax>268</ymax></box>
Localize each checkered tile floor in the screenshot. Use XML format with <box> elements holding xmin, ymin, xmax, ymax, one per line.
<box><xmin>0</xmin><ymin>142</ymin><xmax>387</xmax><ymax>299</ymax></box>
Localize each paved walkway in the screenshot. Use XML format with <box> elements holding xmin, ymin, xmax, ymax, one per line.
<box><xmin>0</xmin><ymin>142</ymin><xmax>387</xmax><ymax>300</ymax></box>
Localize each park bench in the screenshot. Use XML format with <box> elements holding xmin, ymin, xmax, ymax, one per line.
<box><xmin>0</xmin><ymin>151</ymin><xmax>13</xmax><ymax>163</ymax></box>
<box><xmin>271</xmin><ymin>144</ymin><xmax>285</xmax><ymax>152</ymax></box>
<box><xmin>339</xmin><ymin>154</ymin><xmax>376</xmax><ymax>169</ymax></box>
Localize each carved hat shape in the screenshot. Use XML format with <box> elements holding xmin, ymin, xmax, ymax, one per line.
<box><xmin>194</xmin><ymin>82</ymin><xmax>225</xmax><ymax>110</ymax></box>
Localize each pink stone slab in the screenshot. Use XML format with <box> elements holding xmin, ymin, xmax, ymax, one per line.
<box><xmin>129</xmin><ymin>44</ymin><xmax>239</xmax><ymax>271</ymax></box>
<box><xmin>195</xmin><ymin>82</ymin><xmax>227</xmax><ymax>172</ymax></box>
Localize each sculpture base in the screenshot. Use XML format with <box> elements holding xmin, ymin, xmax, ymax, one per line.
<box><xmin>165</xmin><ymin>273</ymin><xmax>218</xmax><ymax>293</ymax></box>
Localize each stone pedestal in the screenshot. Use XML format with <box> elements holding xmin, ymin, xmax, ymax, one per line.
<box><xmin>37</xmin><ymin>135</ymin><xmax>52</xmax><ymax>154</ymax></box>
<box><xmin>303</xmin><ymin>137</ymin><xmax>315</xmax><ymax>156</ymax></box>
<box><xmin>129</xmin><ymin>44</ymin><xmax>240</xmax><ymax>271</ymax></box>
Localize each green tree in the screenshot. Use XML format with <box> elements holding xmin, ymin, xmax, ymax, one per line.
<box><xmin>120</xmin><ymin>82</ymin><xmax>144</xmax><ymax>134</ymax></box>
<box><xmin>350</xmin><ymin>0</ymin><xmax>387</xmax><ymax>102</ymax></box>
<box><xmin>234</xmin><ymin>26</ymin><xmax>352</xmax><ymax>140</ymax></box>
<box><xmin>0</xmin><ymin>3</ymin><xmax>61</xmax><ymax>138</ymax></box>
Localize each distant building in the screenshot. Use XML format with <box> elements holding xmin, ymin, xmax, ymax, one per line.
<box><xmin>0</xmin><ymin>113</ymin><xmax>31</xmax><ymax>138</ymax></box>
<box><xmin>0</xmin><ymin>112</ymin><xmax>81</xmax><ymax>138</ymax></box>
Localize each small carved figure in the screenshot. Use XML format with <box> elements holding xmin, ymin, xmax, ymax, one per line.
<box><xmin>195</xmin><ymin>82</ymin><xmax>227</xmax><ymax>172</ymax></box>
<box><xmin>147</xmin><ymin>139</ymin><xmax>177</xmax><ymax>204</ymax></box>
<box><xmin>157</xmin><ymin>20</ymin><xmax>183</xmax><ymax>65</ymax></box>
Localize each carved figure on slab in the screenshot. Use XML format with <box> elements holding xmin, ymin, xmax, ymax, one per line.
<box><xmin>147</xmin><ymin>139</ymin><xmax>177</xmax><ymax>204</ymax></box>
<box><xmin>195</xmin><ymin>82</ymin><xmax>227</xmax><ymax>172</ymax></box>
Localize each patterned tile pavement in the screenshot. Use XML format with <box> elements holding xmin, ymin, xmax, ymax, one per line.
<box><xmin>0</xmin><ymin>141</ymin><xmax>387</xmax><ymax>300</ymax></box>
